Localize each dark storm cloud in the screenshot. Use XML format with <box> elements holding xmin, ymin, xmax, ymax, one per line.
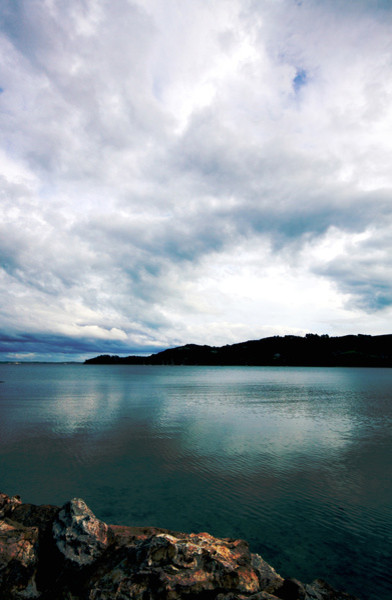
<box><xmin>0</xmin><ymin>331</ymin><xmax>162</xmax><ymax>357</ymax></box>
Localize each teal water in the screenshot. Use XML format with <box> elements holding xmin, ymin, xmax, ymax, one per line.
<box><xmin>0</xmin><ymin>364</ymin><xmax>391</xmax><ymax>600</ymax></box>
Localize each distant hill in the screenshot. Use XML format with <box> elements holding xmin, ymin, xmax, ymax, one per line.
<box><xmin>85</xmin><ymin>334</ymin><xmax>392</xmax><ymax>367</ymax></box>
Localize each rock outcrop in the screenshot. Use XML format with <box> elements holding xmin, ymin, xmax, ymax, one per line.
<box><xmin>0</xmin><ymin>493</ymin><xmax>359</xmax><ymax>600</ymax></box>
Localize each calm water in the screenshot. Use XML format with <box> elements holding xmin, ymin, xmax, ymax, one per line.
<box><xmin>0</xmin><ymin>364</ymin><xmax>391</xmax><ymax>600</ymax></box>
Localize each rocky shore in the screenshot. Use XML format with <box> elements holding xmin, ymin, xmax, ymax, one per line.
<box><xmin>0</xmin><ymin>492</ymin><xmax>359</xmax><ymax>600</ymax></box>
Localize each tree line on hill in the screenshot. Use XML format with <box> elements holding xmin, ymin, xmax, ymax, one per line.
<box><xmin>85</xmin><ymin>333</ymin><xmax>392</xmax><ymax>367</ymax></box>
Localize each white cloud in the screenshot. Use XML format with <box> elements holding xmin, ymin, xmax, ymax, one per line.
<box><xmin>0</xmin><ymin>0</ymin><xmax>392</xmax><ymax>359</ymax></box>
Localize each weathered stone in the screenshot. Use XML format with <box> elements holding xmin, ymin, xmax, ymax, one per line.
<box><xmin>87</xmin><ymin>531</ymin><xmax>262</xmax><ymax>599</ymax></box>
<box><xmin>52</xmin><ymin>498</ymin><xmax>113</xmax><ymax>567</ymax></box>
<box><xmin>0</xmin><ymin>519</ymin><xmax>39</xmax><ymax>599</ymax></box>
<box><xmin>0</xmin><ymin>493</ymin><xmax>361</xmax><ymax>600</ymax></box>
<box><xmin>304</xmin><ymin>579</ymin><xmax>359</xmax><ymax>600</ymax></box>
<box><xmin>0</xmin><ymin>493</ymin><xmax>22</xmax><ymax>519</ymax></box>
<box><xmin>251</xmin><ymin>553</ymin><xmax>284</xmax><ymax>594</ymax></box>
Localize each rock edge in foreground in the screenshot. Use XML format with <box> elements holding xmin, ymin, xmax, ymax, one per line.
<box><xmin>0</xmin><ymin>492</ymin><xmax>359</xmax><ymax>600</ymax></box>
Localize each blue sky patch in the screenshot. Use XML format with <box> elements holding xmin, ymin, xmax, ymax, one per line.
<box><xmin>293</xmin><ymin>69</ymin><xmax>307</xmax><ymax>93</ymax></box>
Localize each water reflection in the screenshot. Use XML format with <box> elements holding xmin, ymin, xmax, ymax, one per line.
<box><xmin>155</xmin><ymin>394</ymin><xmax>353</xmax><ymax>466</ymax></box>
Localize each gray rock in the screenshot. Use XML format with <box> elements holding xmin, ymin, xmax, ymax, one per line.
<box><xmin>251</xmin><ymin>553</ymin><xmax>285</xmax><ymax>594</ymax></box>
<box><xmin>52</xmin><ymin>498</ymin><xmax>112</xmax><ymax>567</ymax></box>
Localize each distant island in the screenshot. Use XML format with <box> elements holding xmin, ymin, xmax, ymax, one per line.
<box><xmin>85</xmin><ymin>333</ymin><xmax>392</xmax><ymax>367</ymax></box>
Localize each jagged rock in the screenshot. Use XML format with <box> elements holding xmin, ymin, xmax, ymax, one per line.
<box><xmin>0</xmin><ymin>519</ymin><xmax>39</xmax><ymax>599</ymax></box>
<box><xmin>87</xmin><ymin>531</ymin><xmax>265</xmax><ymax>599</ymax></box>
<box><xmin>0</xmin><ymin>493</ymin><xmax>22</xmax><ymax>519</ymax></box>
<box><xmin>0</xmin><ymin>493</ymin><xmax>360</xmax><ymax>600</ymax></box>
<box><xmin>250</xmin><ymin>553</ymin><xmax>285</xmax><ymax>594</ymax></box>
<box><xmin>52</xmin><ymin>498</ymin><xmax>113</xmax><ymax>567</ymax></box>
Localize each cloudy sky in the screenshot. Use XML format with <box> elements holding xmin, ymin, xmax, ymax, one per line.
<box><xmin>1</xmin><ymin>0</ymin><xmax>392</xmax><ymax>361</ymax></box>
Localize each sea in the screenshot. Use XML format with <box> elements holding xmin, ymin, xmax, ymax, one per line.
<box><xmin>0</xmin><ymin>363</ymin><xmax>391</xmax><ymax>600</ymax></box>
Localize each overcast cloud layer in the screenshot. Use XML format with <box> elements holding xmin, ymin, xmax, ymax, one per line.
<box><xmin>1</xmin><ymin>0</ymin><xmax>392</xmax><ymax>361</ymax></box>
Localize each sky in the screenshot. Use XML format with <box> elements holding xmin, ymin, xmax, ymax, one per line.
<box><xmin>1</xmin><ymin>0</ymin><xmax>392</xmax><ymax>362</ymax></box>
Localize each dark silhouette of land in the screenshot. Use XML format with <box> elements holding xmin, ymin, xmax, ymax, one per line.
<box><xmin>85</xmin><ymin>333</ymin><xmax>392</xmax><ymax>366</ymax></box>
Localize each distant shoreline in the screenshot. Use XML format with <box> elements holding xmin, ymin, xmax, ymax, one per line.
<box><xmin>85</xmin><ymin>333</ymin><xmax>392</xmax><ymax>367</ymax></box>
